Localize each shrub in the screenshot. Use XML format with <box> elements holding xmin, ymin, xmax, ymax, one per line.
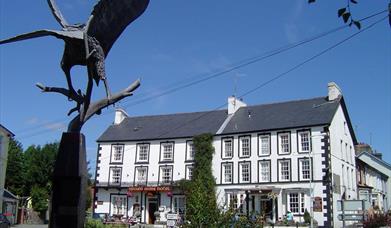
<box><xmin>363</xmin><ymin>212</ymin><xmax>391</xmax><ymax>228</ymax></box>
<box><xmin>84</xmin><ymin>218</ymin><xmax>105</xmax><ymax>228</ymax></box>
<box><xmin>304</xmin><ymin>209</ymin><xmax>311</xmax><ymax>224</ymax></box>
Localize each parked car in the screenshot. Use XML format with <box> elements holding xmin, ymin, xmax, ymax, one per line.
<box><xmin>0</xmin><ymin>214</ymin><xmax>10</xmax><ymax>228</ymax></box>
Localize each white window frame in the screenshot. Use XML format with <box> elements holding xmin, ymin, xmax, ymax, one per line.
<box><xmin>136</xmin><ymin>144</ymin><xmax>149</xmax><ymax>163</ymax></box>
<box><xmin>239</xmin><ymin>162</ymin><xmax>251</xmax><ymax>183</ymax></box>
<box><xmin>160</xmin><ymin>166</ymin><xmax>173</xmax><ymax>185</ymax></box>
<box><xmin>278</xmin><ymin>132</ymin><xmax>291</xmax><ymax>154</ymax></box>
<box><xmin>110</xmin><ymin>167</ymin><xmax>122</xmax><ymax>186</ymax></box>
<box><xmin>135</xmin><ymin>167</ymin><xmax>148</xmax><ymax>185</ymax></box>
<box><xmin>258</xmin><ymin>134</ymin><xmax>270</xmax><ymax>156</ymax></box>
<box><xmin>239</xmin><ymin>136</ymin><xmax>251</xmax><ymax>157</ymax></box>
<box><xmin>186</xmin><ymin>165</ymin><xmax>194</xmax><ymax>180</ymax></box>
<box><xmin>172</xmin><ymin>196</ymin><xmax>186</xmax><ymax>214</ymax></box>
<box><xmin>111</xmin><ymin>144</ymin><xmax>124</xmax><ymax>163</ymax></box>
<box><xmin>111</xmin><ymin>195</ymin><xmax>127</xmax><ymax>216</ymax></box>
<box><xmin>186</xmin><ymin>141</ymin><xmax>195</xmax><ymax>161</ymax></box>
<box><xmin>222</xmin><ymin>138</ymin><xmax>233</xmax><ymax>159</ymax></box>
<box><xmin>259</xmin><ymin>160</ymin><xmax>271</xmax><ymax>182</ymax></box>
<box><xmin>160</xmin><ymin>142</ymin><xmax>174</xmax><ymax>162</ymax></box>
<box><xmin>299</xmin><ymin>158</ymin><xmax>311</xmax><ymax>181</ymax></box>
<box><xmin>287</xmin><ymin>192</ymin><xmax>306</xmax><ymax>215</ymax></box>
<box><xmin>222</xmin><ymin>163</ymin><xmax>233</xmax><ymax>184</ymax></box>
<box><xmin>278</xmin><ymin>160</ymin><xmax>291</xmax><ymax>182</ymax></box>
<box><xmin>298</xmin><ymin>131</ymin><xmax>311</xmax><ymax>153</ymax></box>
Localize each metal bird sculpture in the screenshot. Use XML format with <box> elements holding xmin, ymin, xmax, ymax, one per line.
<box><xmin>0</xmin><ymin>0</ymin><xmax>149</xmax><ymax>131</ymax></box>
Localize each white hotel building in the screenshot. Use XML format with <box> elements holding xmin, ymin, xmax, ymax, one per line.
<box><xmin>94</xmin><ymin>82</ymin><xmax>357</xmax><ymax>227</ymax></box>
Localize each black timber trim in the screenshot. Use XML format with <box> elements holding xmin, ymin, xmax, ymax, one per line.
<box><xmin>221</xmin><ymin>136</ymin><xmax>234</xmax><ymax>160</ymax></box>
<box><xmin>257</xmin><ymin>159</ymin><xmax>271</xmax><ymax>183</ymax></box>
<box><xmin>133</xmin><ymin>166</ymin><xmax>148</xmax><ymax>186</ymax></box>
<box><xmin>238</xmin><ymin>160</ymin><xmax>251</xmax><ymax>184</ymax></box>
<box><xmin>185</xmin><ymin>140</ymin><xmax>195</xmax><ymax>162</ymax></box>
<box><xmin>296</xmin><ymin>129</ymin><xmax>312</xmax><ymax>154</ymax></box>
<box><xmin>277</xmin><ymin>131</ymin><xmax>292</xmax><ymax>155</ymax></box>
<box><xmin>135</xmin><ymin>142</ymin><xmax>150</xmax><ymax>164</ymax></box>
<box><xmin>277</xmin><ymin>158</ymin><xmax>292</xmax><ymax>182</ymax></box>
<box><xmin>220</xmin><ymin>162</ymin><xmax>234</xmax><ymax>184</ymax></box>
<box><xmin>257</xmin><ymin>133</ymin><xmax>271</xmax><ymax>157</ymax></box>
<box><xmin>159</xmin><ymin>141</ymin><xmax>175</xmax><ymax>163</ymax></box>
<box><xmin>216</xmin><ymin>180</ymin><xmax>324</xmax><ymax>186</ymax></box>
<box><xmin>93</xmin><ymin>144</ymin><xmax>102</xmax><ymax>213</ymax></box>
<box><xmin>238</xmin><ymin>135</ymin><xmax>252</xmax><ymax>158</ymax></box>
<box><xmin>321</xmin><ymin>126</ymin><xmax>332</xmax><ymax>227</ymax></box>
<box><xmin>110</xmin><ymin>143</ymin><xmax>125</xmax><ymax>164</ymax></box>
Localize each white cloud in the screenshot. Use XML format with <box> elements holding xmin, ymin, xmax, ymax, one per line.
<box><xmin>44</xmin><ymin>122</ymin><xmax>67</xmax><ymax>131</ymax></box>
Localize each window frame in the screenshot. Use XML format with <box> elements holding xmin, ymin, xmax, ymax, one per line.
<box><xmin>277</xmin><ymin>132</ymin><xmax>291</xmax><ymax>155</ymax></box>
<box><xmin>172</xmin><ymin>195</ymin><xmax>186</xmax><ymax>214</ymax></box>
<box><xmin>287</xmin><ymin>192</ymin><xmax>306</xmax><ymax>215</ymax></box>
<box><xmin>185</xmin><ymin>164</ymin><xmax>194</xmax><ymax>180</ymax></box>
<box><xmin>185</xmin><ymin>140</ymin><xmax>195</xmax><ymax>162</ymax></box>
<box><xmin>277</xmin><ymin>159</ymin><xmax>291</xmax><ymax>182</ymax></box>
<box><xmin>298</xmin><ymin>157</ymin><xmax>312</xmax><ymax>181</ymax></box>
<box><xmin>238</xmin><ymin>135</ymin><xmax>251</xmax><ymax>158</ymax></box>
<box><xmin>297</xmin><ymin>129</ymin><xmax>311</xmax><ymax>153</ymax></box>
<box><xmin>221</xmin><ymin>137</ymin><xmax>234</xmax><ymax>159</ymax></box>
<box><xmin>135</xmin><ymin>143</ymin><xmax>150</xmax><ymax>164</ymax></box>
<box><xmin>159</xmin><ymin>165</ymin><xmax>174</xmax><ymax>185</ymax></box>
<box><xmin>110</xmin><ymin>194</ymin><xmax>127</xmax><ymax>216</ymax></box>
<box><xmin>258</xmin><ymin>133</ymin><xmax>271</xmax><ymax>157</ymax></box>
<box><xmin>159</xmin><ymin>141</ymin><xmax>175</xmax><ymax>163</ymax></box>
<box><xmin>109</xmin><ymin>167</ymin><xmax>122</xmax><ymax>186</ymax></box>
<box><xmin>221</xmin><ymin>162</ymin><xmax>234</xmax><ymax>184</ymax></box>
<box><xmin>134</xmin><ymin>166</ymin><xmax>148</xmax><ymax>186</ymax></box>
<box><xmin>258</xmin><ymin>160</ymin><xmax>271</xmax><ymax>183</ymax></box>
<box><xmin>110</xmin><ymin>144</ymin><xmax>125</xmax><ymax>164</ymax></box>
<box><xmin>238</xmin><ymin>161</ymin><xmax>251</xmax><ymax>183</ymax></box>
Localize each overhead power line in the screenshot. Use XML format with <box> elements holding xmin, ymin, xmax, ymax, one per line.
<box><xmin>13</xmin><ymin>10</ymin><xmax>388</xmax><ymax>140</ymax></box>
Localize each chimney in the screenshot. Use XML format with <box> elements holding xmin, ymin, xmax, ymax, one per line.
<box><xmin>328</xmin><ymin>82</ymin><xmax>342</xmax><ymax>101</ymax></box>
<box><xmin>228</xmin><ymin>96</ymin><xmax>247</xmax><ymax>115</ymax></box>
<box><xmin>114</xmin><ymin>108</ymin><xmax>128</xmax><ymax>125</ymax></box>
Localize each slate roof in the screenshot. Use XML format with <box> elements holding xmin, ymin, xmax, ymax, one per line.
<box><xmin>97</xmin><ymin>109</ymin><xmax>228</xmax><ymax>142</ymax></box>
<box><xmin>97</xmin><ymin>96</ymin><xmax>341</xmax><ymax>142</ymax></box>
<box><xmin>222</xmin><ymin>96</ymin><xmax>339</xmax><ymax>134</ymax></box>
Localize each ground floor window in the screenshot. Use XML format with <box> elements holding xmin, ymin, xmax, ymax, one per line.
<box><xmin>287</xmin><ymin>192</ymin><xmax>305</xmax><ymax>215</ymax></box>
<box><xmin>173</xmin><ymin>196</ymin><xmax>186</xmax><ymax>214</ymax></box>
<box><xmin>111</xmin><ymin>195</ymin><xmax>127</xmax><ymax>216</ymax></box>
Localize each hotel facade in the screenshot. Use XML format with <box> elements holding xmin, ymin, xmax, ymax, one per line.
<box><xmin>94</xmin><ymin>82</ymin><xmax>357</xmax><ymax>227</ymax></box>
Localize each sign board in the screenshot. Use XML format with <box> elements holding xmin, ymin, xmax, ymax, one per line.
<box><xmin>337</xmin><ymin>200</ymin><xmax>366</xmax><ymax>211</ymax></box>
<box><xmin>338</xmin><ymin>214</ymin><xmax>364</xmax><ymax>221</ymax></box>
<box><xmin>313</xmin><ymin>197</ymin><xmax>323</xmax><ymax>212</ymax></box>
<box><xmin>128</xmin><ymin>186</ymin><xmax>171</xmax><ymax>193</ymax></box>
<box><xmin>167</xmin><ymin>220</ymin><xmax>176</xmax><ymax>226</ymax></box>
<box><xmin>167</xmin><ymin>213</ymin><xmax>178</xmax><ymax>220</ymax></box>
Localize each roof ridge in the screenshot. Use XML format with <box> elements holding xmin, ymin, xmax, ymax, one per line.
<box><xmin>124</xmin><ymin>108</ymin><xmax>226</xmax><ymax>120</ymax></box>
<box><xmin>244</xmin><ymin>96</ymin><xmax>330</xmax><ymax>109</ymax></box>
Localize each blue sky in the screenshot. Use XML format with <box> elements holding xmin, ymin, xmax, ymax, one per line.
<box><xmin>0</xmin><ymin>0</ymin><xmax>390</xmax><ymax>172</ymax></box>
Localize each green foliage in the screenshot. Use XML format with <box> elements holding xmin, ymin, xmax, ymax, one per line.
<box><xmin>5</xmin><ymin>138</ymin><xmax>25</xmax><ymax>196</ymax></box>
<box><xmin>85</xmin><ymin>218</ymin><xmax>106</xmax><ymax>228</ymax></box>
<box><xmin>183</xmin><ymin>133</ymin><xmax>219</xmax><ymax>227</ymax></box>
<box><xmin>304</xmin><ymin>209</ymin><xmax>311</xmax><ymax>224</ymax></box>
<box><xmin>31</xmin><ymin>185</ymin><xmax>49</xmax><ymax>215</ymax></box>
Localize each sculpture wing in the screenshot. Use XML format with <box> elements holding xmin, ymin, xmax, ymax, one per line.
<box><xmin>47</xmin><ymin>0</ymin><xmax>69</xmax><ymax>28</ymax></box>
<box><xmin>0</xmin><ymin>30</ymin><xmax>83</xmax><ymax>45</ymax></box>
<box><xmin>86</xmin><ymin>0</ymin><xmax>150</xmax><ymax>56</ymax></box>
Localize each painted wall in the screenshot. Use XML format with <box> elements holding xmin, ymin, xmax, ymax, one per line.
<box><xmin>0</xmin><ymin>128</ymin><xmax>12</xmax><ymax>213</ymax></box>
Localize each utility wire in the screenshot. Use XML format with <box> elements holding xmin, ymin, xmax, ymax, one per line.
<box><xmin>13</xmin><ymin>10</ymin><xmax>388</xmax><ymax>141</ymax></box>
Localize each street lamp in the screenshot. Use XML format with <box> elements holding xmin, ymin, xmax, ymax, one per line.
<box><xmin>309</xmin><ymin>133</ymin><xmax>328</xmax><ymax>228</ymax></box>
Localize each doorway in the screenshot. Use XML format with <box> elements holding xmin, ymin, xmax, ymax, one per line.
<box><xmin>260</xmin><ymin>198</ymin><xmax>273</xmax><ymax>220</ymax></box>
<box><xmin>148</xmin><ymin>198</ymin><xmax>158</xmax><ymax>224</ymax></box>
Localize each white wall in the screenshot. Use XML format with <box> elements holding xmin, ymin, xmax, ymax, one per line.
<box><xmin>0</xmin><ymin>129</ymin><xmax>12</xmax><ymax>213</ymax></box>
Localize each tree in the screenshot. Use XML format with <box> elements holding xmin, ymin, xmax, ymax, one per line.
<box><xmin>184</xmin><ymin>133</ymin><xmax>219</xmax><ymax>227</ymax></box>
<box><xmin>5</xmin><ymin>138</ymin><xmax>25</xmax><ymax>196</ymax></box>
<box><xmin>309</xmin><ymin>0</ymin><xmax>391</xmax><ymax>29</ymax></box>
<box><xmin>31</xmin><ymin>185</ymin><xmax>49</xmax><ymax>217</ymax></box>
